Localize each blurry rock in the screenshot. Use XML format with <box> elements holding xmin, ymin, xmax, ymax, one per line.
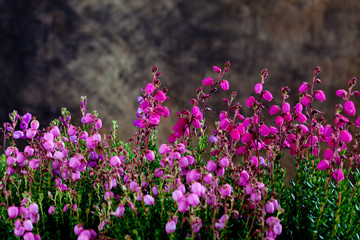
<box><xmin>0</xmin><ymin>0</ymin><xmax>359</xmax><ymax>143</ymax></box>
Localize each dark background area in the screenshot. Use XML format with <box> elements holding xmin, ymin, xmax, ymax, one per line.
<box><xmin>1</xmin><ymin>0</ymin><xmax>359</xmax><ymax>149</ymax></box>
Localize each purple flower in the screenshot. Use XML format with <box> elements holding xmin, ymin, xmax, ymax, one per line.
<box><xmin>154</xmin><ymin>168</ymin><xmax>164</xmax><ymax>178</ymax></box>
<box><xmin>177</xmin><ymin>200</ymin><xmax>189</xmax><ymax>212</ymax></box>
<box><xmin>191</xmin><ymin>182</ymin><xmax>206</xmax><ymax>197</ymax></box>
<box><xmin>230</xmin><ymin>129</ymin><xmax>240</xmax><ymax>140</ymax></box>
<box><xmin>298</xmin><ymin>82</ymin><xmax>310</xmax><ymax>92</ymax></box>
<box><xmin>192</xmin><ymin>217</ymin><xmax>202</xmax><ymax>233</ymax></box>
<box><xmin>301</xmin><ymin>94</ymin><xmax>312</xmax><ymax>106</ymax></box>
<box><xmin>314</xmin><ymin>90</ymin><xmax>326</xmax><ymax>102</ymax></box>
<box><xmin>48</xmin><ymin>206</ymin><xmax>55</xmax><ymax>215</ymax></box>
<box><xmin>245</xmin><ymin>96</ymin><xmax>256</xmax><ymax>107</ymax></box>
<box><xmin>29</xmin><ymin>203</ymin><xmax>39</xmax><ymax>215</ymax></box>
<box><xmin>13</xmin><ymin>130</ymin><xmax>24</xmax><ymax>139</ymax></box>
<box><xmin>336</xmin><ymin>89</ymin><xmax>347</xmax><ymax>98</ymax></box>
<box><xmin>29</xmin><ymin>159</ymin><xmax>39</xmax><ymax>170</ymax></box>
<box><xmin>265</xmin><ymin>202</ymin><xmax>275</xmax><ymax>214</ymax></box>
<box><xmin>344</xmin><ymin>101</ymin><xmax>356</xmax><ymax>116</ymax></box>
<box><xmin>332</xmin><ymin>169</ymin><xmax>345</xmax><ymax>182</ymax></box>
<box><xmin>282</xmin><ymin>102</ymin><xmax>290</xmax><ymax>113</ymax></box>
<box><xmin>275</xmin><ymin>116</ymin><xmax>284</xmax><ymax>127</ymax></box>
<box><xmin>238</xmin><ymin>171</ymin><xmax>249</xmax><ymax>186</ymax></box>
<box><xmin>206</xmin><ymin>160</ymin><xmax>217</xmax><ymax>172</ymax></box>
<box><xmin>263</xmin><ymin>90</ymin><xmax>273</xmax><ymax>101</ymax></box>
<box><xmin>165</xmin><ymin>220</ymin><xmax>176</xmax><ymax>234</ymax></box>
<box><xmin>172</xmin><ymin>190</ymin><xmax>183</xmax><ymax>202</ymax></box>
<box><xmin>202</xmin><ymin>77</ymin><xmax>214</xmax><ymax>86</ymax></box>
<box><xmin>219</xmin><ymin>118</ymin><xmax>230</xmax><ymax>130</ymax></box>
<box><xmin>220</xmin><ymin>184</ymin><xmax>232</xmax><ymax>197</ymax></box>
<box><xmin>259</xmin><ymin>124</ymin><xmax>270</xmax><ymax>136</ymax></box>
<box><xmin>269</xmin><ymin>105</ymin><xmax>280</xmax><ymax>115</ymax></box>
<box><xmin>220</xmin><ymin>80</ymin><xmax>229</xmax><ymax>91</ymax></box>
<box><xmin>144</xmin><ymin>195</ymin><xmax>155</xmax><ymax>206</ymax></box>
<box><xmin>110</xmin><ymin>156</ymin><xmax>121</xmax><ymax>167</ymax></box>
<box><xmin>145</xmin><ymin>83</ymin><xmax>155</xmax><ymax>95</ymax></box>
<box><xmin>317</xmin><ymin>160</ymin><xmax>330</xmax><ymax>170</ymax></box>
<box><xmin>8</xmin><ymin>206</ymin><xmax>18</xmax><ymax>218</ymax></box>
<box><xmin>74</xmin><ymin>224</ymin><xmax>84</xmax><ymax>235</ymax></box>
<box><xmin>219</xmin><ymin>157</ymin><xmax>229</xmax><ymax>168</ymax></box>
<box><xmin>254</xmin><ymin>83</ymin><xmax>263</xmax><ymax>94</ymax></box>
<box><xmin>187</xmin><ymin>194</ymin><xmax>200</xmax><ymax>206</ymax></box>
<box><xmin>339</xmin><ymin>130</ymin><xmax>352</xmax><ymax>143</ymax></box>
<box><xmin>213</xmin><ymin>66</ymin><xmax>221</xmax><ymax>73</ymax></box>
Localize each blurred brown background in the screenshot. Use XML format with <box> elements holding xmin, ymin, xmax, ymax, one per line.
<box><xmin>1</xmin><ymin>0</ymin><xmax>359</xmax><ymax>147</ymax></box>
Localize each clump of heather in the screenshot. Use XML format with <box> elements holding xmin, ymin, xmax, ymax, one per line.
<box><xmin>0</xmin><ymin>62</ymin><xmax>359</xmax><ymax>240</ymax></box>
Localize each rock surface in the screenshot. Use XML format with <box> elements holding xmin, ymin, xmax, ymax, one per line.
<box><xmin>1</xmin><ymin>0</ymin><xmax>359</xmax><ymax>146</ymax></box>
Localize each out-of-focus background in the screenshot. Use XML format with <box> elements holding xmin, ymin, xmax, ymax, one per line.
<box><xmin>1</xmin><ymin>0</ymin><xmax>359</xmax><ymax>144</ymax></box>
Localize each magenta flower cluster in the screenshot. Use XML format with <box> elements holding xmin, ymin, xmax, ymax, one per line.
<box><xmin>1</xmin><ymin>62</ymin><xmax>359</xmax><ymax>239</ymax></box>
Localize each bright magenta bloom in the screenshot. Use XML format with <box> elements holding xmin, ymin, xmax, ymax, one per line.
<box><xmin>263</xmin><ymin>90</ymin><xmax>273</xmax><ymax>101</ymax></box>
<box><xmin>339</xmin><ymin>130</ymin><xmax>352</xmax><ymax>143</ymax></box>
<box><xmin>269</xmin><ymin>105</ymin><xmax>280</xmax><ymax>115</ymax></box>
<box><xmin>254</xmin><ymin>83</ymin><xmax>263</xmax><ymax>94</ymax></box>
<box><xmin>245</xmin><ymin>96</ymin><xmax>256</xmax><ymax>107</ymax></box>
<box><xmin>314</xmin><ymin>90</ymin><xmax>326</xmax><ymax>102</ymax></box>
<box><xmin>344</xmin><ymin>101</ymin><xmax>356</xmax><ymax>116</ymax></box>
<box><xmin>332</xmin><ymin>169</ymin><xmax>345</xmax><ymax>182</ymax></box>
<box><xmin>213</xmin><ymin>66</ymin><xmax>221</xmax><ymax>73</ymax></box>
<box><xmin>221</xmin><ymin>184</ymin><xmax>232</xmax><ymax>197</ymax></box>
<box><xmin>298</xmin><ymin>82</ymin><xmax>310</xmax><ymax>92</ymax></box>
<box><xmin>202</xmin><ymin>77</ymin><xmax>213</xmax><ymax>86</ymax></box>
<box><xmin>317</xmin><ymin>160</ymin><xmax>330</xmax><ymax>170</ymax></box>
<box><xmin>187</xmin><ymin>193</ymin><xmax>200</xmax><ymax>206</ymax></box>
<box><xmin>220</xmin><ymin>80</ymin><xmax>229</xmax><ymax>91</ymax></box>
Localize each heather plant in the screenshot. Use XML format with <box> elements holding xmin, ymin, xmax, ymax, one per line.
<box><xmin>0</xmin><ymin>62</ymin><xmax>359</xmax><ymax>240</ymax></box>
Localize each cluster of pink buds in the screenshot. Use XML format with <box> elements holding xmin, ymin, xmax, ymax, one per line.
<box><xmin>133</xmin><ymin>65</ymin><xmax>170</xmax><ymax>129</ymax></box>
<box><xmin>74</xmin><ymin>223</ymin><xmax>97</xmax><ymax>240</ymax></box>
<box><xmin>7</xmin><ymin>200</ymin><xmax>41</xmax><ymax>239</ymax></box>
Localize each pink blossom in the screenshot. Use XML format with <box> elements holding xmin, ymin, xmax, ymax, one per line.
<box><xmin>221</xmin><ymin>184</ymin><xmax>232</xmax><ymax>196</ymax></box>
<box><xmin>259</xmin><ymin>124</ymin><xmax>270</xmax><ymax>136</ymax></box>
<box><xmin>48</xmin><ymin>206</ymin><xmax>55</xmax><ymax>215</ymax></box>
<box><xmin>344</xmin><ymin>101</ymin><xmax>356</xmax><ymax>116</ymax></box>
<box><xmin>336</xmin><ymin>89</ymin><xmax>347</xmax><ymax>98</ymax></box>
<box><xmin>238</xmin><ymin>171</ymin><xmax>249</xmax><ymax>186</ymax></box>
<box><xmin>355</xmin><ymin>116</ymin><xmax>360</xmax><ymax>127</ymax></box>
<box><xmin>219</xmin><ymin>157</ymin><xmax>229</xmax><ymax>168</ymax></box>
<box><xmin>172</xmin><ymin>190</ymin><xmax>183</xmax><ymax>202</ymax></box>
<box><xmin>332</xmin><ymin>169</ymin><xmax>344</xmax><ymax>182</ymax></box>
<box><xmin>110</xmin><ymin>156</ymin><xmax>121</xmax><ymax>167</ymax></box>
<box><xmin>263</xmin><ymin>90</ymin><xmax>273</xmax><ymax>101</ymax></box>
<box><xmin>213</xmin><ymin>66</ymin><xmax>221</xmax><ymax>73</ymax></box>
<box><xmin>245</xmin><ymin>96</ymin><xmax>256</xmax><ymax>108</ymax></box>
<box><xmin>203</xmin><ymin>173</ymin><xmax>213</xmax><ymax>184</ymax></box>
<box><xmin>339</xmin><ymin>130</ymin><xmax>353</xmax><ymax>143</ymax></box>
<box><xmin>265</xmin><ymin>202</ymin><xmax>275</xmax><ymax>214</ymax></box>
<box><xmin>179</xmin><ymin>156</ymin><xmax>189</xmax><ymax>168</ymax></box>
<box><xmin>144</xmin><ymin>195</ymin><xmax>155</xmax><ymax>206</ymax></box>
<box><xmin>202</xmin><ymin>77</ymin><xmax>214</xmax><ymax>86</ymax></box>
<box><xmin>314</xmin><ymin>90</ymin><xmax>326</xmax><ymax>102</ymax></box>
<box><xmin>236</xmin><ymin>146</ymin><xmax>246</xmax><ymax>155</ymax></box>
<box><xmin>110</xmin><ymin>204</ymin><xmax>125</xmax><ymax>218</ymax></box>
<box><xmin>192</xmin><ymin>217</ymin><xmax>202</xmax><ymax>233</ymax></box>
<box><xmin>275</xmin><ymin>116</ymin><xmax>284</xmax><ymax>127</ymax></box>
<box><xmin>241</xmin><ymin>132</ymin><xmax>253</xmax><ymax>144</ymax></box>
<box><xmin>317</xmin><ymin>160</ymin><xmax>330</xmax><ymax>170</ymax></box>
<box><xmin>74</xmin><ymin>224</ymin><xmax>84</xmax><ymax>235</ymax></box>
<box><xmin>94</xmin><ymin>118</ymin><xmax>102</xmax><ymax>129</ymax></box>
<box><xmin>145</xmin><ymin>150</ymin><xmax>155</xmax><ymax>161</ymax></box>
<box><xmin>282</xmin><ymin>102</ymin><xmax>290</xmax><ymax>113</ymax></box>
<box><xmin>254</xmin><ymin>83</ymin><xmax>263</xmax><ymax>94</ymax></box>
<box><xmin>155</xmin><ymin>91</ymin><xmax>167</xmax><ymax>102</ymax></box>
<box><xmin>230</xmin><ymin>129</ymin><xmax>240</xmax><ymax>140</ymax></box>
<box><xmin>219</xmin><ymin>118</ymin><xmax>230</xmax><ymax>130</ymax></box>
<box><xmin>187</xmin><ymin>194</ymin><xmax>200</xmax><ymax>206</ymax></box>
<box><xmin>191</xmin><ymin>182</ymin><xmax>206</xmax><ymax>197</ymax></box>
<box><xmin>29</xmin><ymin>203</ymin><xmax>39</xmax><ymax>215</ymax></box>
<box><xmin>13</xmin><ymin>130</ymin><xmax>24</xmax><ymax>139</ymax></box>
<box><xmin>324</xmin><ymin>149</ymin><xmax>334</xmax><ymax>160</ymax></box>
<box><xmin>299</xmin><ymin>82</ymin><xmax>310</xmax><ymax>92</ymax></box>
<box><xmin>26</xmin><ymin>129</ymin><xmax>37</xmax><ymax>139</ymax></box>
<box><xmin>296</xmin><ymin>113</ymin><xmax>307</xmax><ymax>123</ymax></box>
<box><xmin>165</xmin><ymin>220</ymin><xmax>176</xmax><ymax>234</ymax></box>
<box><xmin>23</xmin><ymin>232</ymin><xmax>35</xmax><ymax>240</ymax></box>
<box><xmin>301</xmin><ymin>94</ymin><xmax>312</xmax><ymax>106</ymax></box>
<box><xmin>145</xmin><ymin>83</ymin><xmax>155</xmax><ymax>95</ymax></box>
<box><xmin>269</xmin><ymin>105</ymin><xmax>280</xmax><ymax>115</ymax></box>
<box><xmin>7</xmin><ymin>206</ymin><xmax>18</xmax><ymax>218</ymax></box>
<box><xmin>29</xmin><ymin>159</ymin><xmax>39</xmax><ymax>170</ymax></box>
<box><xmin>177</xmin><ymin>200</ymin><xmax>189</xmax><ymax>212</ymax></box>
<box><xmin>220</xmin><ymin>80</ymin><xmax>229</xmax><ymax>91</ymax></box>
